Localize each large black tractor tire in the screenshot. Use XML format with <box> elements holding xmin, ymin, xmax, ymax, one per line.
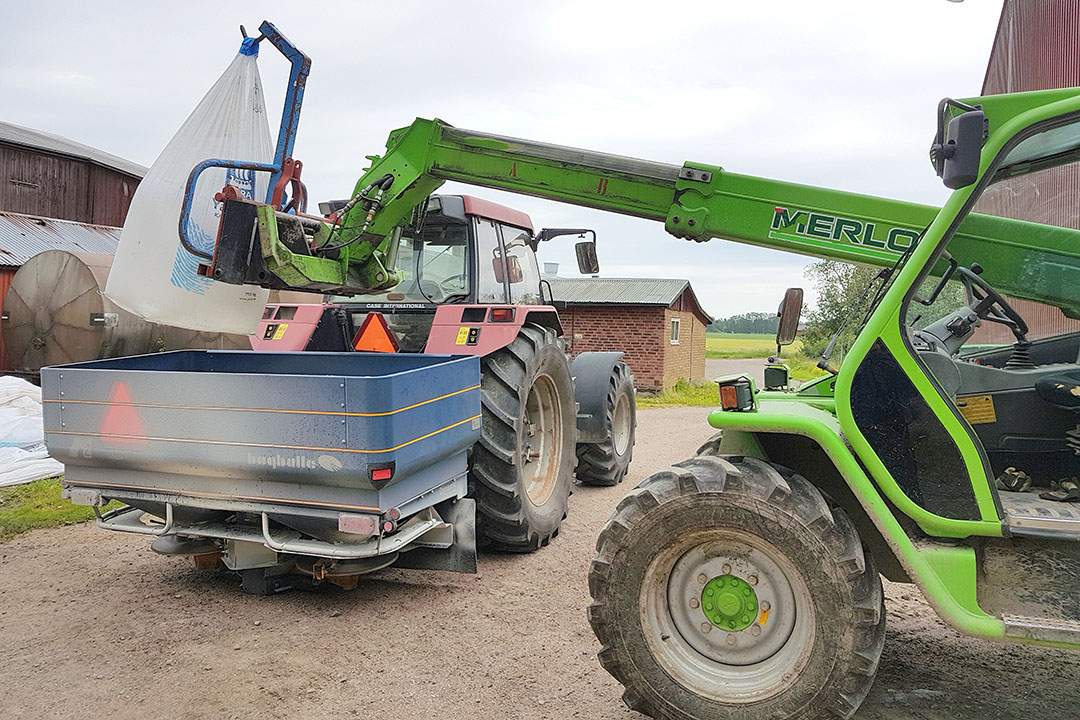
<box><xmin>470</xmin><ymin>323</ymin><xmax>576</xmax><ymax>552</ymax></box>
<box><xmin>576</xmin><ymin>361</ymin><xmax>637</xmax><ymax>486</ymax></box>
<box><xmin>589</xmin><ymin>455</ymin><xmax>885</xmax><ymax>720</ymax></box>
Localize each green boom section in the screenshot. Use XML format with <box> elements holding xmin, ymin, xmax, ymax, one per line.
<box><xmin>332</xmin><ymin>118</ymin><xmax>1078</xmax><ymax>314</ymax></box>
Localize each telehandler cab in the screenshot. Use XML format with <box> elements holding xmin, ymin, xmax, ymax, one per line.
<box><xmin>45</xmin><ymin>21</ymin><xmax>1080</xmax><ymax>719</ymax></box>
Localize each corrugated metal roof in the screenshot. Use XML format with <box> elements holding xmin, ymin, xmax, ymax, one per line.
<box><xmin>0</xmin><ymin>121</ymin><xmax>147</xmax><ymax>179</ymax></box>
<box><xmin>546</xmin><ymin>276</ymin><xmax>691</xmax><ymax>306</ymax></box>
<box><xmin>0</xmin><ymin>211</ymin><xmax>120</xmax><ymax>266</ymax></box>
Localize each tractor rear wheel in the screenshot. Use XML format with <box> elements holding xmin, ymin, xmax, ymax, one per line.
<box><xmin>470</xmin><ymin>323</ymin><xmax>576</xmax><ymax>552</ymax></box>
<box><xmin>588</xmin><ymin>455</ymin><xmax>885</xmax><ymax>720</ymax></box>
<box><xmin>576</xmin><ymin>361</ymin><xmax>636</xmax><ymax>486</ymax></box>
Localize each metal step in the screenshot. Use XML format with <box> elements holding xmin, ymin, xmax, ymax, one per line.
<box><xmin>999</xmin><ymin>492</ymin><xmax>1080</xmax><ymax>540</ymax></box>
<box><xmin>1003</xmin><ymin>614</ymin><xmax>1080</xmax><ymax>644</ymax></box>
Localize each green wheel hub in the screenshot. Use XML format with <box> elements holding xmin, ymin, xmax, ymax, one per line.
<box><xmin>701</xmin><ymin>574</ymin><xmax>758</xmax><ymax>631</ymax></box>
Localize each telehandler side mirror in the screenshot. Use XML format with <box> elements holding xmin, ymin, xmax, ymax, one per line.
<box><xmin>776</xmin><ymin>287</ymin><xmax>803</xmax><ymax>348</ymax></box>
<box><xmin>575</xmin><ymin>240</ymin><xmax>600</xmax><ymax>275</ymax></box>
<box><xmin>930</xmin><ymin>99</ymin><xmax>986</xmax><ymax>190</ymax></box>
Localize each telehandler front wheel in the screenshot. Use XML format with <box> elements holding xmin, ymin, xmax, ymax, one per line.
<box><xmin>588</xmin><ymin>455</ymin><xmax>885</xmax><ymax>720</ymax></box>
<box><xmin>470</xmin><ymin>322</ymin><xmax>576</xmax><ymax>552</ymax></box>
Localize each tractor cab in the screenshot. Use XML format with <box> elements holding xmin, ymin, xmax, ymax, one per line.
<box><xmin>254</xmin><ymin>194</ymin><xmax>596</xmax><ymax>353</ymax></box>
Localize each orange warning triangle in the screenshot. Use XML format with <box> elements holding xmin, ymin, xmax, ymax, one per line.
<box><xmin>352</xmin><ymin>312</ymin><xmax>399</xmax><ymax>353</ymax></box>
<box><xmin>99</xmin><ymin>381</ymin><xmax>147</xmax><ymax>446</ymax></box>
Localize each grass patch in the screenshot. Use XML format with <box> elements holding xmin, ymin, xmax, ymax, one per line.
<box><xmin>637</xmin><ymin>379</ymin><xmax>719</xmax><ymax>409</ymax></box>
<box><xmin>706</xmin><ymin>332</ymin><xmax>804</xmax><ymax>359</ymax></box>
<box><xmin>0</xmin><ymin>478</ymin><xmax>120</xmax><ymax>543</ymax></box>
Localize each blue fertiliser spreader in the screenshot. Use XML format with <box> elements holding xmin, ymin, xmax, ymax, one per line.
<box><xmin>41</xmin><ymin>350</ymin><xmax>481</xmax><ymax>590</ymax></box>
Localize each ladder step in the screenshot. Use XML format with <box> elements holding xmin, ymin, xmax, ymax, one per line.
<box><xmin>1003</xmin><ymin>614</ymin><xmax>1080</xmax><ymax>643</ymax></box>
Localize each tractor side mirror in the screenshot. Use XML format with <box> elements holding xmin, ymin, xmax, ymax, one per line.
<box><xmin>930</xmin><ymin>100</ymin><xmax>985</xmax><ymax>190</ymax></box>
<box><xmin>776</xmin><ymin>287</ymin><xmax>803</xmax><ymax>348</ymax></box>
<box><xmin>575</xmin><ymin>240</ymin><xmax>600</xmax><ymax>275</ymax></box>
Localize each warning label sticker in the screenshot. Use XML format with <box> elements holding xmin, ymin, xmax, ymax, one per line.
<box><xmin>958</xmin><ymin>394</ymin><xmax>996</xmax><ymax>425</ymax></box>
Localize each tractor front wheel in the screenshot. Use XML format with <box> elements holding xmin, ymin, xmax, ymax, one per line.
<box><xmin>588</xmin><ymin>455</ymin><xmax>885</xmax><ymax>720</ymax></box>
<box><xmin>576</xmin><ymin>361</ymin><xmax>636</xmax><ymax>486</ymax></box>
<box><xmin>470</xmin><ymin>323</ymin><xmax>576</xmax><ymax>552</ymax></box>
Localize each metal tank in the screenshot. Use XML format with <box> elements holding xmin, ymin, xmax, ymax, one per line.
<box><xmin>1</xmin><ymin>250</ymin><xmax>249</xmax><ymax>376</ymax></box>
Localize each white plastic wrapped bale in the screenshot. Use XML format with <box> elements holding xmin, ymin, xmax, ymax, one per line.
<box><xmin>106</xmin><ymin>37</ymin><xmax>274</xmax><ymax>335</ymax></box>
<box><xmin>0</xmin><ymin>376</ymin><xmax>63</xmax><ymax>486</ymax></box>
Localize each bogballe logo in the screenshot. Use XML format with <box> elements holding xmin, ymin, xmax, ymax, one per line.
<box><xmin>770</xmin><ymin>207</ymin><xmax>918</xmax><ymax>253</ymax></box>
<box><xmin>248</xmin><ymin>453</ymin><xmax>320</xmax><ymax>470</ymax></box>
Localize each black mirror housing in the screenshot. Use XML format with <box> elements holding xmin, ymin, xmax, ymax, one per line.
<box><xmin>575</xmin><ymin>240</ymin><xmax>600</xmax><ymax>275</ymax></box>
<box><xmin>931</xmin><ymin>101</ymin><xmax>985</xmax><ymax>190</ymax></box>
<box><xmin>776</xmin><ymin>287</ymin><xmax>803</xmax><ymax>347</ymax></box>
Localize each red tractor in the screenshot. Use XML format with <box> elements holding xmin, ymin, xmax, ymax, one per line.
<box><xmin>252</xmin><ymin>194</ymin><xmax>637</xmax><ymax>552</ymax></box>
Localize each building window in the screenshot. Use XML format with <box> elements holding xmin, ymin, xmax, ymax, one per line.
<box><xmin>670</xmin><ymin>317</ymin><xmax>681</xmax><ymax>344</ymax></box>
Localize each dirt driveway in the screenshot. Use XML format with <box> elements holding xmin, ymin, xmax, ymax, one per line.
<box><xmin>2</xmin><ymin>406</ymin><xmax>1078</xmax><ymax>719</ymax></box>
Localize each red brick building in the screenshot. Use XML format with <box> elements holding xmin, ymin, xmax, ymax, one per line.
<box><xmin>547</xmin><ymin>276</ymin><xmax>711</xmax><ymax>391</ymax></box>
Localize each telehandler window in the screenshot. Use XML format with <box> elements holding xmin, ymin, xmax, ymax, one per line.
<box><xmin>885</xmin><ymin>115</ymin><xmax>1080</xmax><ymax>514</ymax></box>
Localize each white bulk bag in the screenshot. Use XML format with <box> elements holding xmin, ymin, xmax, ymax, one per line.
<box><xmin>106</xmin><ymin>39</ymin><xmax>274</xmax><ymax>334</ymax></box>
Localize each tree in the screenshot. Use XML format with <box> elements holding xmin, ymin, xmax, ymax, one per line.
<box><xmin>799</xmin><ymin>260</ymin><xmax>880</xmax><ymax>361</ymax></box>
<box><xmin>708</xmin><ymin>311</ymin><xmax>779</xmax><ymax>334</ymax></box>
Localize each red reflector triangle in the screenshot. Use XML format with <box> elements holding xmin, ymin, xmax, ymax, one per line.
<box><xmin>99</xmin><ymin>382</ymin><xmax>147</xmax><ymax>445</ymax></box>
<box><xmin>352</xmin><ymin>313</ymin><xmax>399</xmax><ymax>353</ymax></box>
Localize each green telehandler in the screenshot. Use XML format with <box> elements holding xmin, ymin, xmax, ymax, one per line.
<box><xmin>173</xmin><ymin>31</ymin><xmax>1080</xmax><ymax>720</ymax></box>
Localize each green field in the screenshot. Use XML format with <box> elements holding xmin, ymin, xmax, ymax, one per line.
<box><xmin>705</xmin><ymin>332</ymin><xmax>803</xmax><ymax>359</ymax></box>
<box><xmin>706</xmin><ymin>332</ymin><xmax>826</xmax><ymax>382</ymax></box>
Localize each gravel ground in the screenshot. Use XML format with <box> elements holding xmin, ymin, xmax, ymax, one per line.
<box><xmin>2</xmin><ymin>406</ymin><xmax>1078</xmax><ymax>719</ymax></box>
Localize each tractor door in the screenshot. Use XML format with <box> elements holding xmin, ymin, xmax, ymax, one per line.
<box><xmin>839</xmin><ymin>113</ymin><xmax>1080</xmax><ymax>538</ymax></box>
<box><xmin>498</xmin><ymin>223</ymin><xmax>543</xmax><ymax>305</ymax></box>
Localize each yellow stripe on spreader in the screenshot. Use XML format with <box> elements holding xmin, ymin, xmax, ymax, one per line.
<box><xmin>63</xmin><ymin>479</ymin><xmax>382</xmax><ymax>513</ymax></box>
<box><xmin>43</xmin><ymin>384</ymin><xmax>480</xmax><ymax>418</ymax></box>
<box><xmin>48</xmin><ymin>414</ymin><xmax>482</xmax><ymax>455</ymax></box>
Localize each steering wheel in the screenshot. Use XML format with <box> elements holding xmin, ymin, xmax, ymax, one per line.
<box><xmin>438</xmin><ymin>274</ymin><xmax>469</xmax><ymax>296</ymax></box>
<box><xmin>956</xmin><ymin>265</ymin><xmax>1028</xmax><ymax>342</ymax></box>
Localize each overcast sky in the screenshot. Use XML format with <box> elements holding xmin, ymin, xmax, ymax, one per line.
<box><xmin>1</xmin><ymin>1</ymin><xmax>1004</xmax><ymax>319</ymax></box>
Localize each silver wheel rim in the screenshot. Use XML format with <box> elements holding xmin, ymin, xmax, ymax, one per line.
<box><xmin>640</xmin><ymin>528</ymin><xmax>815</xmax><ymax>704</ymax></box>
<box><xmin>612</xmin><ymin>391</ymin><xmax>632</xmax><ymax>456</ymax></box>
<box><xmin>522</xmin><ymin>372</ymin><xmax>562</xmax><ymax>506</ymax></box>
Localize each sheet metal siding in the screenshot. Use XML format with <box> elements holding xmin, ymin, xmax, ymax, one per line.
<box><xmin>970</xmin><ymin>0</ymin><xmax>1080</xmax><ymax>344</ymax></box>
<box><xmin>0</xmin><ymin>267</ymin><xmax>12</xmax><ymax>369</ymax></box>
<box><xmin>983</xmin><ymin>1</ymin><xmax>1080</xmax><ymax>95</ymax></box>
<box><xmin>0</xmin><ymin>211</ymin><xmax>120</xmax><ymax>266</ymax></box>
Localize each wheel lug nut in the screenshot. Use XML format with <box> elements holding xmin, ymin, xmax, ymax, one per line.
<box><xmin>722</xmin><ymin>563</ymin><xmax>731</xmax><ymax>574</ymax></box>
<box><xmin>761</xmin><ymin>601</ymin><xmax>770</xmax><ymax>612</ymax></box>
<box><xmin>751</xmin><ymin>625</ymin><xmax>761</xmax><ymax>636</ymax></box>
<box><xmin>689</xmin><ymin>598</ymin><xmax>699</xmax><ymax>609</ymax></box>
<box><xmin>748</xmin><ymin>575</ymin><xmax>758</xmax><ymax>586</ymax></box>
<box><xmin>701</xmin><ymin>623</ymin><xmax>712</xmax><ymax>634</ymax></box>
<box><xmin>697</xmin><ymin>573</ymin><xmax>708</xmax><ymax>584</ymax></box>
<box><xmin>726</xmin><ymin>634</ymin><xmax>737</xmax><ymax>645</ymax></box>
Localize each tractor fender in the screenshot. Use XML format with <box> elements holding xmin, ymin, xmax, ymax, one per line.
<box><xmin>571</xmin><ymin>351</ymin><xmax>626</xmax><ymax>443</ymax></box>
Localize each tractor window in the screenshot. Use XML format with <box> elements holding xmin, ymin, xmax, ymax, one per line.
<box><xmin>363</xmin><ymin>220</ymin><xmax>469</xmax><ymax>304</ymax></box>
<box><xmin>500</xmin><ymin>224</ymin><xmax>542</xmax><ymax>305</ymax></box>
<box><xmin>475</xmin><ymin>218</ymin><xmax>508</xmax><ymax>304</ymax></box>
